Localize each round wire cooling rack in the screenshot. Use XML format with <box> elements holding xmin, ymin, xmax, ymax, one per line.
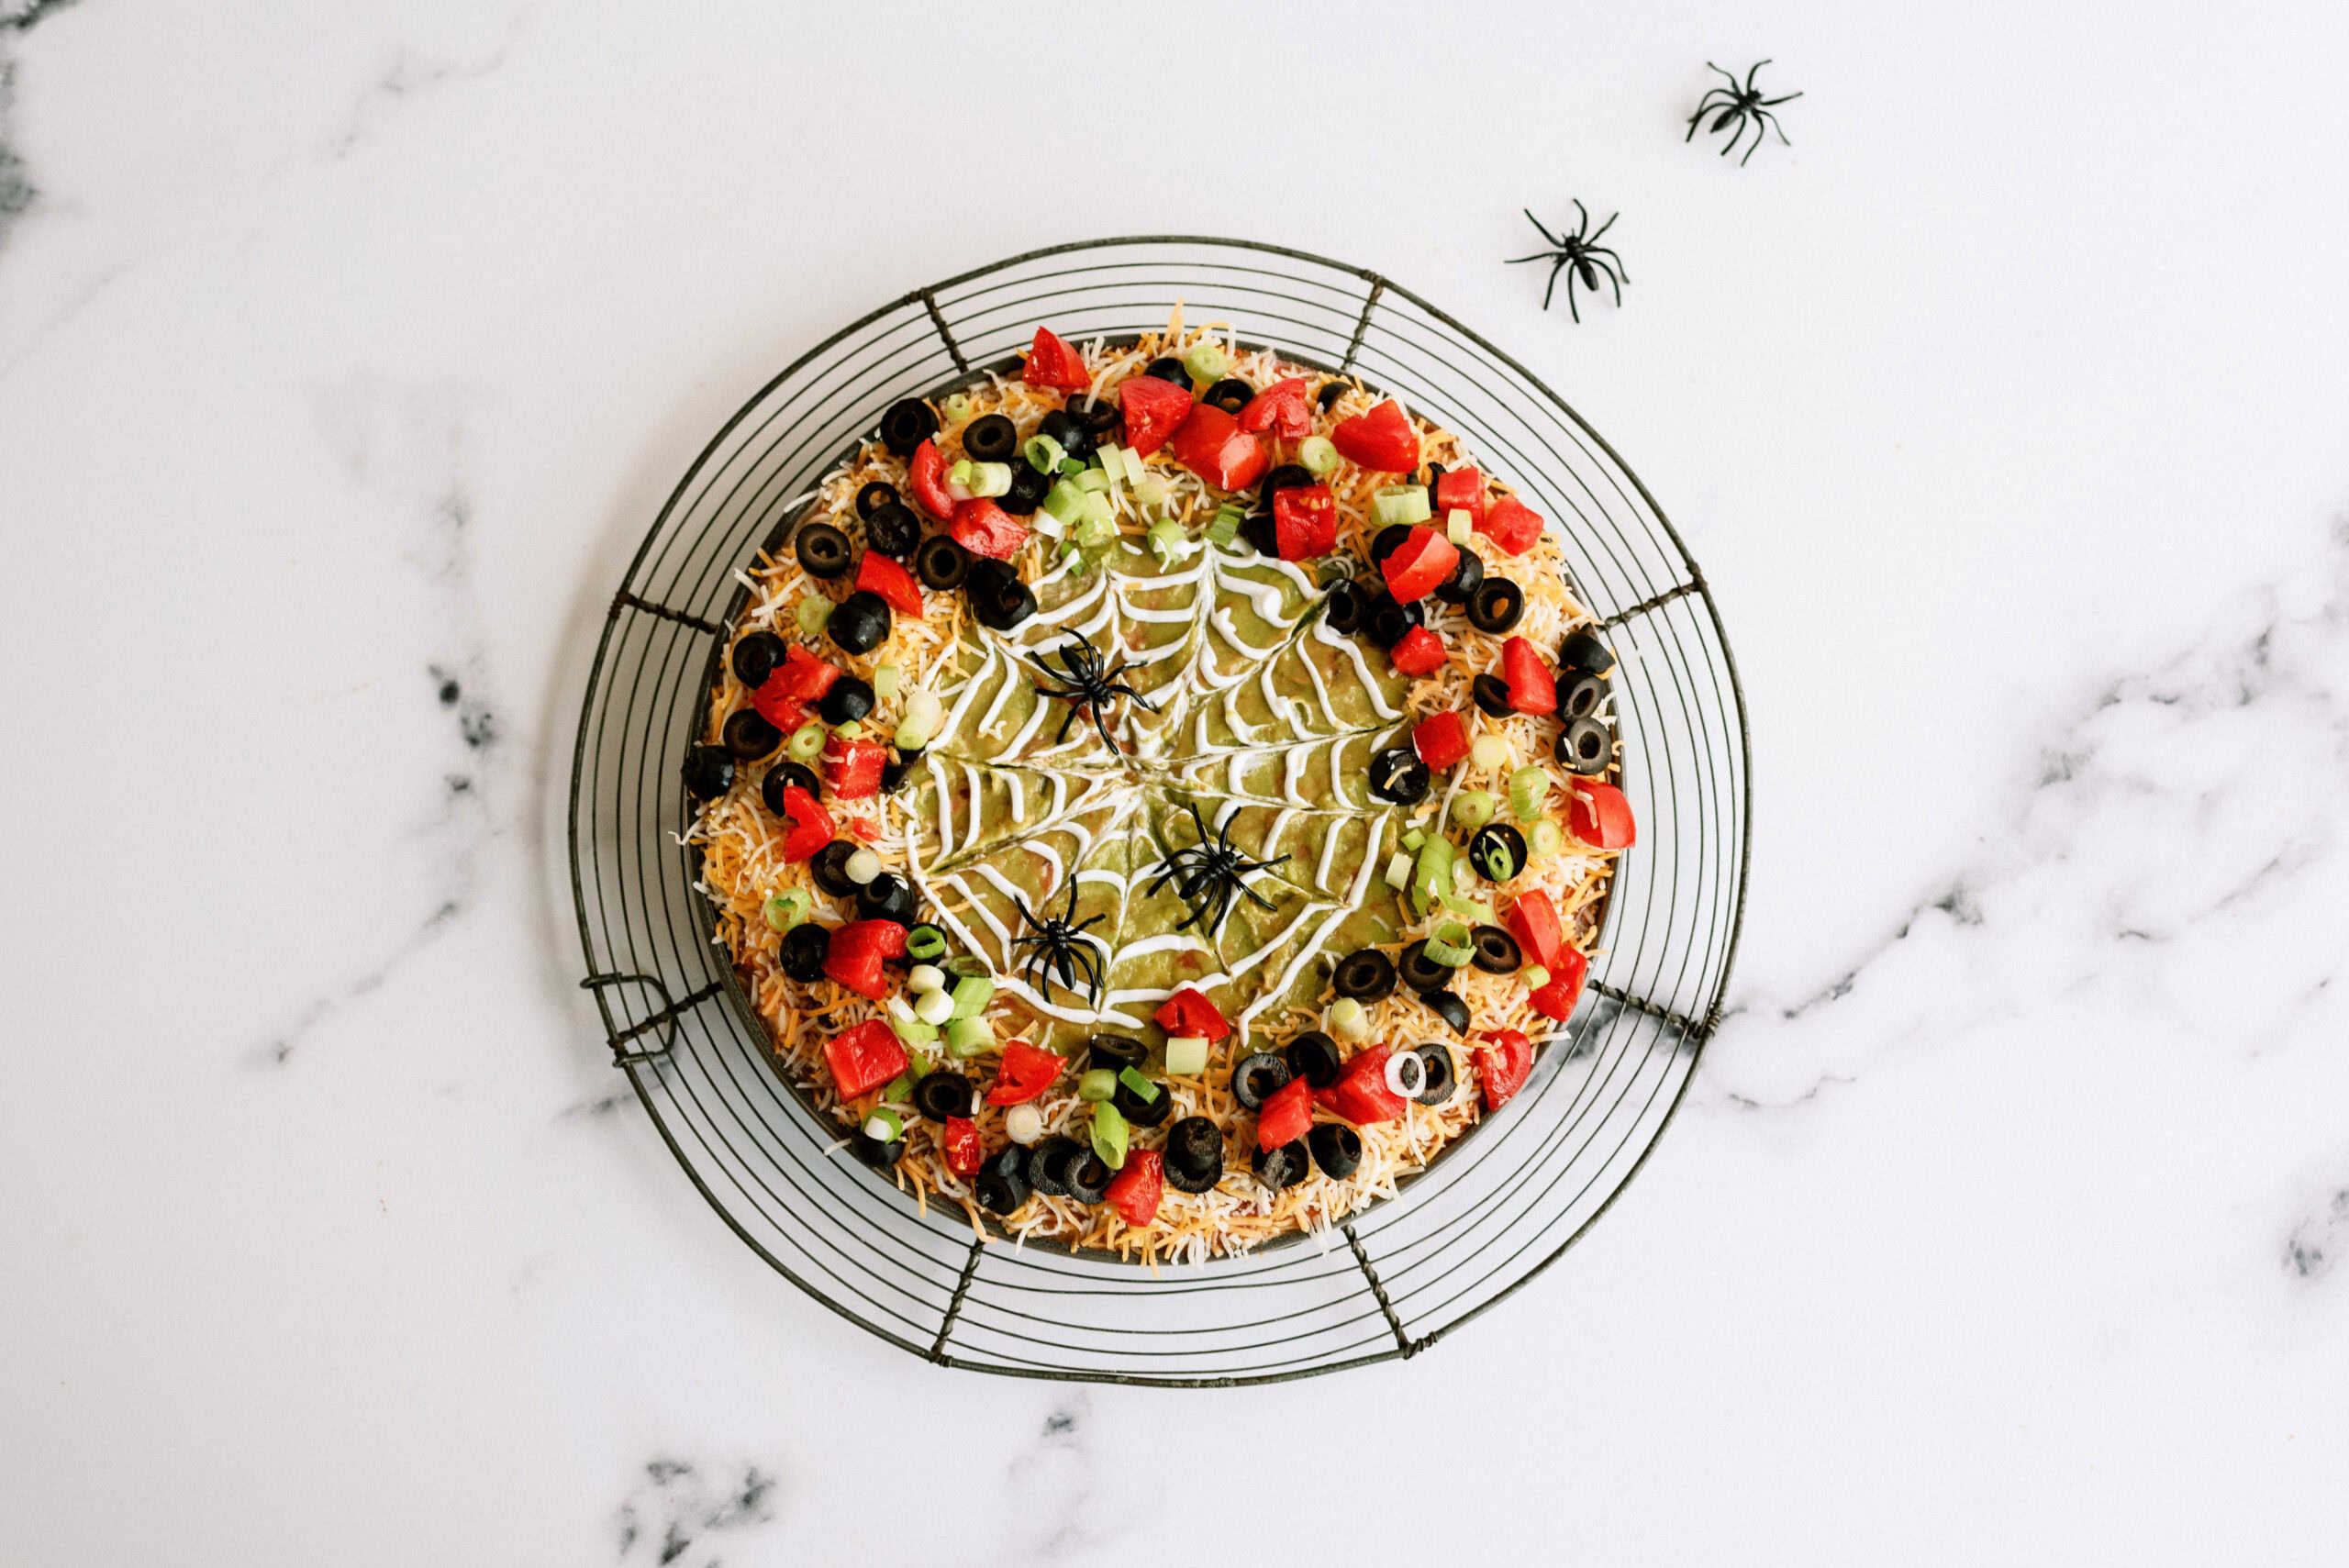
<box><xmin>568</xmin><ymin>237</ymin><xmax>1751</xmax><ymax>1386</ymax></box>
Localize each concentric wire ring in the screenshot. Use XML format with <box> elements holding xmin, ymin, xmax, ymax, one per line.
<box><xmin>568</xmin><ymin>237</ymin><xmax>1751</xmax><ymax>1385</ymax></box>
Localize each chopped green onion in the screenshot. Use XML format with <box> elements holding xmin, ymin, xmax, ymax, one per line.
<box><xmin>943</xmin><ymin>1016</ymin><xmax>993</xmax><ymax>1057</ymax></box>
<box><xmin>1471</xmin><ymin>734</ymin><xmax>1510</xmax><ymax>771</ymax></box>
<box><xmin>1508</xmin><ymin>766</ymin><xmax>1549</xmax><ymax>821</ymax></box>
<box><xmin>1451</xmin><ymin>789</ymin><xmax>1497</xmax><ymax>832</ymax></box>
<box><xmin>1451</xmin><ymin>858</ymin><xmax>1477</xmax><ymax>894</ymax></box>
<box><xmin>949</xmin><ymin>974</ymin><xmax>995</xmax><ymax>1020</ymax></box>
<box><xmin>1091</xmin><ymin>1100</ymin><xmax>1130</xmax><ymax>1170</ymax></box>
<box><xmin>1133</xmin><ymin>473</ymin><xmax>1170</xmax><ymax>507</ymax></box>
<box><xmin>1117</xmin><ymin>1066</ymin><xmax>1160</xmax><ymax>1104</ymax></box>
<box><xmin>1057</xmin><ymin>457</ymin><xmax>1085</xmax><ymax>477</ymax></box>
<box><xmin>1207</xmin><ymin>503</ymin><xmax>1242</xmax><ymax>548</ymax></box>
<box><xmin>796</xmin><ymin>597</ymin><xmax>829</xmax><ymax>636</ymax></box>
<box><xmin>834</xmin><ymin>720</ymin><xmax>863</xmax><ymax>741</ymax></box>
<box><xmin>786</xmin><ymin>721</ymin><xmax>827</xmax><ymax>762</ymax></box>
<box><xmin>763</xmin><ymin>889</ymin><xmax>810</xmax><ymax>931</ymax></box>
<box><xmin>1096</xmin><ymin>444</ymin><xmax>1126</xmax><ymax>484</ymax></box>
<box><xmin>1521</xmin><ymin>963</ymin><xmax>1552</xmax><ymax>991</ymax></box>
<box><xmin>1424</xmin><ymin>921</ymin><xmax>1475</xmax><ymax>967</ymax></box>
<box><xmin>1147</xmin><ymin>517</ymin><xmax>1183</xmax><ymax>567</ymax></box>
<box><xmin>905</xmin><ymin>924</ymin><xmax>947</xmax><ymax>961</ymax></box>
<box><xmin>1080</xmin><ymin>490</ymin><xmax>1115</xmax><ymax>526</ymax></box>
<box><xmin>1005</xmin><ymin>1102</ymin><xmax>1043</xmax><ymax>1144</ymax></box>
<box><xmin>1384</xmin><ymin>851</ymin><xmax>1414</xmax><ymax>890</ymax></box>
<box><xmin>939</xmin><ymin>392</ymin><xmax>973</xmax><ymax>423</ymax></box>
<box><xmin>863</xmin><ymin>1108</ymin><xmax>904</xmax><ymax>1142</ymax></box>
<box><xmin>903</xmin><ymin>690</ymin><xmax>942</xmax><ymax>732</ymax></box>
<box><xmin>1298</xmin><ymin>435</ymin><xmax>1339</xmax><ymax>477</ymax></box>
<box><xmin>1411</xmin><ymin>835</ymin><xmax>1454</xmax><ymax>916</ymax></box>
<box><xmin>1401</xmin><ymin>828</ymin><xmax>1425</xmax><ymax>851</ymax></box>
<box><xmin>1182</xmin><ymin>342</ymin><xmax>1229</xmax><ymax>382</ymax></box>
<box><xmin>907</xmin><ymin>962</ymin><xmax>947</xmax><ymax>994</ymax></box>
<box><xmin>964</xmin><ymin>461</ymin><xmax>1013</xmax><ymax>498</ymax></box>
<box><xmin>1446</xmin><ymin>507</ymin><xmax>1473</xmax><ymax>544</ymax></box>
<box><xmin>1529</xmin><ymin>819</ymin><xmax>1564</xmax><ymax>860</ymax></box>
<box><xmin>914</xmin><ymin>987</ymin><xmax>955</xmax><ymax>1026</ymax></box>
<box><xmin>880</xmin><ymin>1073</ymin><xmax>912</xmax><ymax>1105</ymax></box>
<box><xmin>892</xmin><ymin>1016</ymin><xmax>939</xmax><ymax>1047</ymax></box>
<box><xmin>1471</xmin><ymin>830</ymin><xmax>1520</xmax><ymax>882</ymax></box>
<box><xmin>1329</xmin><ymin>996</ymin><xmax>1370</xmax><ymax>1040</ymax></box>
<box><xmin>1022</xmin><ymin>434</ymin><xmax>1065</xmax><ymax>473</ymax></box>
<box><xmin>1074</xmin><ymin>512</ymin><xmax>1114</xmax><ymax>550</ymax></box>
<box><xmin>1074</xmin><ymin>466</ymin><xmax>1111</xmax><ymax>494</ymax></box>
<box><xmin>874</xmin><ymin>663</ymin><xmax>900</xmax><ymax>702</ymax></box>
<box><xmin>1042</xmin><ymin>479</ymin><xmax>1086</xmax><ymax>526</ymax></box>
<box><xmin>906</xmin><ymin>1049</ymin><xmax>934</xmax><ymax>1081</ymax></box>
<box><xmin>1163</xmin><ymin>1035</ymin><xmax>1209</xmax><ymax>1076</ymax></box>
<box><xmin>844</xmin><ymin>848</ymin><xmax>882</xmax><ymax>884</ymax></box>
<box><xmin>1440</xmin><ymin>892</ymin><xmax>1497</xmax><ymax>925</ymax></box>
<box><xmin>945</xmin><ymin>955</ymin><xmax>988</xmax><ymax>977</ymax></box>
<box><xmin>1077</xmin><ymin>1068</ymin><xmax>1117</xmax><ymax>1102</ymax></box>
<box><xmin>886</xmin><ymin>995</ymin><xmax>918</xmax><ymax>1023</ymax></box>
<box><xmin>894</xmin><ymin>717</ymin><xmax>931</xmax><ymax>751</ymax></box>
<box><xmin>1372</xmin><ymin>485</ymin><xmax>1432</xmax><ymax>527</ymax></box>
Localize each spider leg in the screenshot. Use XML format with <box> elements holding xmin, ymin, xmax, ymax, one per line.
<box><xmin>1072</xmin><ymin>912</ymin><xmax>1107</xmax><ymax>934</ymax></box>
<box><xmin>1520</xmin><ymin>207</ymin><xmax>1563</xmax><ymax>248</ymax></box>
<box><xmin>1054</xmin><ymin>704</ymin><xmax>1080</xmax><ymax>745</ymax></box>
<box><xmin>1541</xmin><ymin>257</ymin><xmax>1565</xmax><ymax>311</ymax></box>
<box><xmin>1687</xmin><ymin>88</ymin><xmax>1735</xmax><ymax>139</ymax></box>
<box><xmin>1571</xmin><ymin>198</ymin><xmax>1590</xmax><ymax>242</ymax></box>
<box><xmin>1704</xmin><ymin>61</ymin><xmax>1740</xmax><ymax>90</ymax></box>
<box><xmin>1759</xmin><ymin>106</ymin><xmax>1793</xmax><ymax>148</ymax></box>
<box><xmin>1739</xmin><ymin>114</ymin><xmax>1773</xmax><ymax>164</ymax></box>
<box><xmin>1587</xmin><ymin>210</ymin><xmax>1619</xmax><ymax>244</ymax></box>
<box><xmin>1718</xmin><ymin>110</ymin><xmax>1746</xmax><ymax>157</ymax></box>
<box><xmin>1745</xmin><ymin>58</ymin><xmax>1771</xmax><ymax>95</ymax></box>
<box><xmin>1564</xmin><ymin>263</ymin><xmax>1584</xmax><ymax>324</ymax></box>
<box><xmin>1760</xmin><ymin>91</ymin><xmax>1803</xmax><ymax>106</ymax></box>
<box><xmin>1586</xmin><ymin>245</ymin><xmax>1629</xmax><ymax>285</ymax></box>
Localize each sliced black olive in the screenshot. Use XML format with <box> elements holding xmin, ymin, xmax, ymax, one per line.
<box><xmin>1465</xmin><ymin>576</ymin><xmax>1526</xmax><ymax>634</ymax></box>
<box><xmin>1203</xmin><ymin>377</ymin><xmax>1254</xmax><ymax>415</ymax></box>
<box><xmin>961</xmin><ymin>413</ymin><xmax>1017</xmax><ymax>463</ymax></box>
<box><xmin>1321</xmin><ymin>579</ymin><xmax>1370</xmax><ymax>636</ymax></box>
<box><xmin>810</xmin><ymin>840</ymin><xmax>861</xmax><ymax>896</ymax></box>
<box><xmin>1468</xmin><ymin>822</ymin><xmax>1528</xmax><ymax>884</ymax></box>
<box><xmin>778</xmin><ymin>921</ymin><xmax>829</xmax><ymax>982</ymax></box>
<box><xmin>1410</xmin><ymin>1043</ymin><xmax>1458</xmax><ymax>1104</ymax></box>
<box><xmin>1259</xmin><ymin>463</ymin><xmax>1313</xmax><ymax>505</ymax></box>
<box><xmin>1369</xmin><ymin>522</ymin><xmax>1413</xmax><ymax>566</ymax></box>
<box><xmin>818</xmin><ymin>675</ymin><xmax>874</xmax><ymax>726</ymax></box>
<box><xmin>912</xmin><ymin>1071</ymin><xmax>974</xmax><ymax>1123</ymax></box>
<box><xmin>1396</xmin><ymin>938</ymin><xmax>1450</xmax><ymax>994</ymax></box>
<box><xmin>795</xmin><ymin>521</ymin><xmax>853</xmax><ymax>579</ymax></box>
<box><xmin>880</xmin><ymin>752</ymin><xmax>918</xmax><ymax>794</ymax></box>
<box><xmin>1252</xmin><ymin>1139</ymin><xmax>1310</xmax><ymax>1191</ymax></box>
<box><xmin>1433</xmin><ymin>547</ymin><xmax>1486</xmax><ymax>606</ymax></box>
<box><xmin>1331</xmin><ymin>948</ymin><xmax>1397</xmax><ymax>1002</ymax></box>
<box><xmin>1470</xmin><ymin>924</ymin><xmax>1523</xmax><ymax>974</ymax></box>
<box><xmin>682</xmin><ymin>744</ymin><xmax>735</xmax><ymax>801</ymax></box>
<box><xmin>1061</xmin><ymin>1146</ymin><xmax>1112</xmax><ymax>1204</ymax></box>
<box><xmin>850</xmin><ymin>1131</ymin><xmax>905</xmax><ymax>1169</ymax></box>
<box><xmin>1163</xmin><ymin>1116</ymin><xmax>1225</xmax><ymax>1194</ymax></box>
<box><xmin>1026</xmin><ymin>1136</ymin><xmax>1083</xmax><ymax>1197</ymax></box>
<box><xmin>1556</xmin><ymin>672</ymin><xmax>1607</xmax><ymax>722</ymax></box>
<box><xmin>1086</xmin><ymin>1034</ymin><xmax>1148</xmax><ymax>1072</ymax></box>
<box><xmin>1315</xmin><ymin>380</ymin><xmax>1348</xmax><ymax>411</ymax></box>
<box><xmin>1419</xmin><ymin>989</ymin><xmax>1472</xmax><ymax>1036</ymax></box>
<box><xmin>972</xmin><ymin>567</ymin><xmax>1038</xmax><ymax>632</ymax></box>
<box><xmin>915</xmin><ymin>533</ymin><xmax>972</xmax><ymax>591</ymax></box>
<box><xmin>974</xmin><ymin>1145</ymin><xmax>1031</xmax><ymax>1214</ymax></box>
<box><xmin>1557</xmin><ymin>717</ymin><xmax>1611</xmax><ymax>775</ymax></box>
<box><xmin>1472</xmin><ymin>673</ymin><xmax>1514</xmax><ymax>717</ymax></box>
<box><xmin>1001</xmin><ymin>461</ymin><xmax>1051</xmax><ymax>516</ymax></box>
<box><xmin>1365</xmin><ymin>593</ymin><xmax>1422</xmax><ymax>649</ymax></box>
<box><xmin>827</xmin><ymin>589</ymin><xmax>892</xmax><ymax>655</ymax></box>
<box><xmin>730</xmin><ymin>629</ymin><xmax>788</xmax><ymax>688</ymax></box>
<box><xmin>1366</xmin><ymin>746</ymin><xmax>1431</xmax><ymax>806</ymax></box>
<box><xmin>1074</xmin><ymin>398</ymin><xmax>1121</xmax><ymax>436</ymax></box>
<box><xmin>1285</xmin><ymin>1030</ymin><xmax>1342</xmax><ymax>1089</ymax></box>
<box><xmin>855</xmin><ymin>873</ymin><xmax>917</xmax><ymax>925</ymax></box>
<box><xmin>880</xmin><ymin>399</ymin><xmax>938</xmax><ymax>456</ymax></box>
<box><xmin>1142</xmin><ymin>357</ymin><xmax>1191</xmax><ymax>385</ymax></box>
<box><xmin>759</xmin><ymin>761</ymin><xmax>820</xmax><ymax>816</ymax></box>
<box><xmin>721</xmin><ymin>708</ymin><xmax>783</xmax><ymax>762</ymax></box>
<box><xmin>1036</xmin><ymin>407</ymin><xmax>1095</xmax><ymax>461</ymax></box>
<box><xmin>856</xmin><ymin>481</ymin><xmax>900</xmax><ymax>520</ymax></box>
<box><xmin>1241</xmin><ymin>512</ymin><xmax>1278</xmax><ymax>558</ymax></box>
<box><xmin>1112</xmin><ymin>1074</ymin><xmax>1172</xmax><ymax>1128</ymax></box>
<box><xmin>1308</xmin><ymin>1122</ymin><xmax>1363</xmax><ymax>1180</ymax></box>
<box><xmin>865</xmin><ymin>500</ymin><xmax>920</xmax><ymax>557</ymax></box>
<box><xmin>1559</xmin><ymin>628</ymin><xmax>1617</xmax><ymax>678</ymax></box>
<box><xmin>1229</xmin><ymin>1052</ymin><xmax>1292</xmax><ymax>1112</ymax></box>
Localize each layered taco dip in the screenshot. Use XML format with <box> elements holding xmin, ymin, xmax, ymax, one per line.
<box><xmin>682</xmin><ymin>310</ymin><xmax>1635</xmax><ymax>1264</ymax></box>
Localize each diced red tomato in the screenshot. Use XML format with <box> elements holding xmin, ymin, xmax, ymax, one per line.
<box><xmin>1390</xmin><ymin>625</ymin><xmax>1447</xmax><ymax>678</ymax></box>
<box><xmin>1105</xmin><ymin>1149</ymin><xmax>1163</xmax><ymax>1227</ymax></box>
<box><xmin>1152</xmin><ymin>986</ymin><xmax>1230</xmax><ymax>1041</ymax></box>
<box><xmin>823</xmin><ymin>1018</ymin><xmax>906</xmax><ymax>1100</ymax></box>
<box><xmin>1330</xmin><ymin>400</ymin><xmax>1419</xmax><ymax>472</ymax></box>
<box><xmin>1237</xmin><ymin>376</ymin><xmax>1312</xmax><ymax>439</ymax></box>
<box><xmin>773</xmin><ymin>784</ymin><xmax>833</xmax><ymax>862</ymax></box>
<box><xmin>1380</xmin><ymin>526</ymin><xmax>1459</xmax><ymax>603</ymax></box>
<box><xmin>907</xmin><ymin>439</ymin><xmax>955</xmax><ymax>519</ymax></box>
<box><xmin>1272</xmin><ymin>484</ymin><xmax>1338</xmax><ymax>561</ymax></box>
<box><xmin>1313</xmin><ymin>1045</ymin><xmax>1408</xmax><ymax>1125</ymax></box>
<box><xmin>1411</xmin><ymin>709</ymin><xmax>1472</xmax><ymax>770</ymax></box>
<box><xmin>822</xmin><ymin>735</ymin><xmax>887</xmax><ymax>800</ymax></box>
<box><xmin>1473</xmin><ymin>1029</ymin><xmax>1533</xmax><ymax>1110</ymax></box>
<box><xmin>1117</xmin><ymin>374</ymin><xmax>1193</xmax><ymax>458</ymax></box>
<box><xmin>847</xmin><ymin>815</ymin><xmax>878</xmax><ymax>842</ymax></box>
<box><xmin>1021</xmin><ymin>326</ymin><xmax>1092</xmax><ymax>392</ymax></box>
<box><xmin>1505</xmin><ymin>889</ymin><xmax>1567</xmax><ymax>971</ymax></box>
<box><xmin>749</xmin><ymin>646</ymin><xmax>841</xmax><ymax>728</ymax></box>
<box><xmin>1478</xmin><ymin>495</ymin><xmax>1543</xmax><ymax>556</ymax></box>
<box><xmin>1566</xmin><ymin>779</ymin><xmax>1637</xmax><ymax>849</ymax></box>
<box><xmin>1528</xmin><ymin>946</ymin><xmax>1590</xmax><ymax>1020</ymax></box>
<box><xmin>1255</xmin><ymin>1075</ymin><xmax>1313</xmax><ymax>1151</ymax></box>
<box><xmin>985</xmin><ymin>1039</ymin><xmax>1063</xmax><ymax>1106</ymax></box>
<box><xmin>823</xmin><ymin>918</ymin><xmax>907</xmax><ymax>998</ymax></box>
<box><xmin>1166</xmin><ymin>403</ymin><xmax>1272</xmax><ymax>493</ymax></box>
<box><xmin>1433</xmin><ymin>466</ymin><xmax>1487</xmax><ymax>526</ymax></box>
<box><xmin>854</xmin><ymin>550</ymin><xmax>922</xmax><ymax>617</ymax></box>
<box><xmin>949</xmin><ymin>496</ymin><xmax>1028</xmax><ymax>561</ymax></box>
<box><xmin>941</xmin><ymin>1116</ymin><xmax>984</xmax><ymax>1177</ymax></box>
<box><xmin>1500</xmin><ymin>637</ymin><xmax>1556</xmax><ymax>715</ymax></box>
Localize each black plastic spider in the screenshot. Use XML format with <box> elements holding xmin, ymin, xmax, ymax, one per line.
<box><xmin>1507</xmin><ymin>204</ymin><xmax>1628</xmax><ymax>324</ymax></box>
<box><xmin>1686</xmin><ymin>59</ymin><xmax>1803</xmax><ymax>166</ymax></box>
<box><xmin>1144</xmin><ymin>800</ymin><xmax>1288</xmax><ymax>937</ymax></box>
<box><xmin>1028</xmin><ymin>633</ymin><xmax>1160</xmax><ymax>751</ymax></box>
<box><xmin>1012</xmin><ymin>879</ymin><xmax>1107</xmax><ymax>1006</ymax></box>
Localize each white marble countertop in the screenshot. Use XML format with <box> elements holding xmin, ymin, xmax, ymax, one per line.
<box><xmin>5</xmin><ymin>1</ymin><xmax>2347</xmax><ymax>1562</ymax></box>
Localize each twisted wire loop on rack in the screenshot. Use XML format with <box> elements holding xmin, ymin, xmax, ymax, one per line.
<box><xmin>567</xmin><ymin>237</ymin><xmax>1752</xmax><ymax>1386</ymax></box>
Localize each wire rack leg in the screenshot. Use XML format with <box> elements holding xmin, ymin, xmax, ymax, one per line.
<box><xmin>928</xmin><ymin>1238</ymin><xmax>985</xmax><ymax>1362</ymax></box>
<box><xmin>1342</xmin><ymin>1222</ymin><xmax>1414</xmax><ymax>1355</ymax></box>
<box><xmin>917</xmin><ymin>288</ymin><xmax>971</xmax><ymax>372</ymax></box>
<box><xmin>1597</xmin><ymin>578</ymin><xmax>1704</xmax><ymax>630</ymax></box>
<box><xmin>1587</xmin><ymin>979</ymin><xmax>1717</xmax><ymax>1040</ymax></box>
<box><xmin>1340</xmin><ymin>276</ymin><xmax>1386</xmax><ymax>374</ymax></box>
